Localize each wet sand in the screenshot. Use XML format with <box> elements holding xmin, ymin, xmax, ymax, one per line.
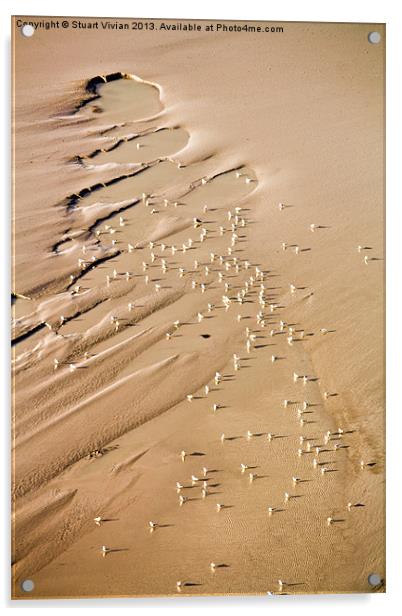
<box><xmin>12</xmin><ymin>18</ymin><xmax>385</xmax><ymax>598</ymax></box>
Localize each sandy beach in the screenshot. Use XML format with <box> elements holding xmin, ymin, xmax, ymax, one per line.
<box><xmin>12</xmin><ymin>17</ymin><xmax>385</xmax><ymax>598</ymax></box>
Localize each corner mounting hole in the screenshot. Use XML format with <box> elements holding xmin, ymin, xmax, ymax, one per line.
<box><xmin>368</xmin><ymin>31</ymin><xmax>381</xmax><ymax>44</ymax></box>
<box><xmin>21</xmin><ymin>24</ymin><xmax>35</xmax><ymax>37</ymax></box>
<box><xmin>368</xmin><ymin>573</ymin><xmax>382</xmax><ymax>587</ymax></box>
<box><xmin>21</xmin><ymin>579</ymin><xmax>34</xmax><ymax>592</ymax></box>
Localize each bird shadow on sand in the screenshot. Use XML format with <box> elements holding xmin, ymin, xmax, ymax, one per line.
<box><xmin>330</xmin><ymin>518</ymin><xmax>346</xmax><ymax>524</ymax></box>
<box><xmin>103</xmin><ymin>548</ymin><xmax>129</xmax><ymax>555</ymax></box>
<box><xmin>100</xmin><ymin>518</ymin><xmax>119</xmax><ymax>523</ymax></box>
<box><xmin>212</xmin><ymin>564</ymin><xmax>230</xmax><ymax>569</ymax></box>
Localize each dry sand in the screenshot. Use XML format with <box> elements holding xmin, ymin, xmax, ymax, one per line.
<box><xmin>12</xmin><ymin>17</ymin><xmax>385</xmax><ymax>598</ymax></box>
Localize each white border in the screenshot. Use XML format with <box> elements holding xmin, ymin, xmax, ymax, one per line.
<box><xmin>2</xmin><ymin>1</ymin><xmax>401</xmax><ymax>614</ymax></box>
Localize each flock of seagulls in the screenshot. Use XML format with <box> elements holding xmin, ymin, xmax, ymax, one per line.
<box><xmin>69</xmin><ymin>170</ymin><xmax>372</xmax><ymax>593</ymax></box>
<box><xmin>39</xmin><ymin>106</ymin><xmax>379</xmax><ymax>593</ymax></box>
<box><xmin>10</xmin><ymin>72</ymin><xmax>382</xmax><ymax>598</ymax></box>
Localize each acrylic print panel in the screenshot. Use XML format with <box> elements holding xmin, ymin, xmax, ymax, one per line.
<box><xmin>11</xmin><ymin>16</ymin><xmax>385</xmax><ymax>598</ymax></box>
